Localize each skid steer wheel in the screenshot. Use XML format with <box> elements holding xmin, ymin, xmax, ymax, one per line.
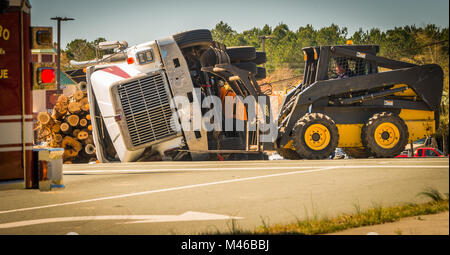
<box><xmin>292</xmin><ymin>113</ymin><xmax>339</xmax><ymax>159</ymax></box>
<box><xmin>362</xmin><ymin>112</ymin><xmax>409</xmax><ymax>158</ymax></box>
<box><xmin>277</xmin><ymin>148</ymin><xmax>301</xmax><ymax>160</ymax></box>
<box><xmin>172</xmin><ymin>29</ymin><xmax>213</xmax><ymax>49</ymax></box>
<box><xmin>343</xmin><ymin>147</ymin><xmax>371</xmax><ymax>158</ymax></box>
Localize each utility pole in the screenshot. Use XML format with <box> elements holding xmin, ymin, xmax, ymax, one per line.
<box><xmin>259</xmin><ymin>35</ymin><xmax>273</xmax><ymax>52</ymax></box>
<box><xmin>51</xmin><ymin>16</ymin><xmax>74</xmax><ymax>93</ymax></box>
<box><xmin>259</xmin><ymin>35</ymin><xmax>272</xmax><ymax>68</ymax></box>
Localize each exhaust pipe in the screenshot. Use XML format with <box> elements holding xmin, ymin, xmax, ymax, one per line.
<box><xmin>98</xmin><ymin>41</ymin><xmax>128</xmax><ymax>51</ymax></box>
<box><xmin>70</xmin><ymin>52</ymin><xmax>127</xmax><ymax>67</ymax></box>
<box><xmin>70</xmin><ymin>59</ymin><xmax>102</xmax><ymax>67</ymax></box>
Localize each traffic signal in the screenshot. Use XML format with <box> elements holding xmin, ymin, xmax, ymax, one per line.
<box><xmin>32</xmin><ymin>63</ymin><xmax>56</xmax><ymax>90</ymax></box>
<box><xmin>31</xmin><ymin>26</ymin><xmax>52</xmax><ymax>49</ymax></box>
<box><xmin>31</xmin><ymin>26</ymin><xmax>56</xmax><ymax>90</ymax></box>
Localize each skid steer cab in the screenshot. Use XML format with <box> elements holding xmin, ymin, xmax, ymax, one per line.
<box><xmin>277</xmin><ymin>45</ymin><xmax>444</xmax><ymax>159</ymax></box>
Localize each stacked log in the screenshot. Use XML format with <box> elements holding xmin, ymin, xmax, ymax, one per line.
<box><xmin>36</xmin><ymin>91</ymin><xmax>97</xmax><ymax>164</ymax></box>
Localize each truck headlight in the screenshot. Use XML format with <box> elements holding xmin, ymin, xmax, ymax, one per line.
<box><xmin>136</xmin><ymin>49</ymin><xmax>154</xmax><ymax>65</ymax></box>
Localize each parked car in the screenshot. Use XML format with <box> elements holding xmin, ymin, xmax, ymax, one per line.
<box><xmin>395</xmin><ymin>150</ymin><xmax>410</xmax><ymax>158</ymax></box>
<box><xmin>395</xmin><ymin>147</ymin><xmax>447</xmax><ymax>158</ymax></box>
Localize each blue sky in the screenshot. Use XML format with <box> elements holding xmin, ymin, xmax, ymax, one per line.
<box><xmin>30</xmin><ymin>0</ymin><xmax>449</xmax><ymax>50</ymax></box>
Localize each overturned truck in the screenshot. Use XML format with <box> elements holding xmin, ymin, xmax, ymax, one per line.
<box><xmin>74</xmin><ymin>29</ymin><xmax>272</xmax><ymax>162</ymax></box>
<box><xmin>72</xmin><ymin>29</ymin><xmax>443</xmax><ymax>162</ymax></box>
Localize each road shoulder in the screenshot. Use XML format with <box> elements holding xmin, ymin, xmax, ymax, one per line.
<box><xmin>327</xmin><ymin>211</ymin><xmax>449</xmax><ymax>235</ymax></box>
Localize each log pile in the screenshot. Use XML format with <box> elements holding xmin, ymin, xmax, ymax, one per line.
<box><xmin>36</xmin><ymin>91</ymin><xmax>97</xmax><ymax>164</ymax></box>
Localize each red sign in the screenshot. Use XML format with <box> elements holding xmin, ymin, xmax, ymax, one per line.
<box><xmin>0</xmin><ymin>9</ymin><xmax>31</xmax><ymax>115</ymax></box>
<box><xmin>0</xmin><ymin>11</ymin><xmax>21</xmax><ymax>116</ymax></box>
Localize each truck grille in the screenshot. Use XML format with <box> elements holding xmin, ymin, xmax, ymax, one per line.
<box><xmin>117</xmin><ymin>72</ymin><xmax>177</xmax><ymax>147</ymax></box>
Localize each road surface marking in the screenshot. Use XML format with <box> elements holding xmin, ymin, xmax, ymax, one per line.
<box><xmin>63</xmin><ymin>165</ymin><xmax>449</xmax><ymax>174</ymax></box>
<box><xmin>0</xmin><ymin>166</ymin><xmax>337</xmax><ymax>215</ymax></box>
<box><xmin>62</xmin><ymin>159</ymin><xmax>449</xmax><ymax>170</ymax></box>
<box><xmin>1</xmin><ymin>164</ymin><xmax>447</xmax><ymax>215</ymax></box>
<box><xmin>0</xmin><ymin>211</ymin><xmax>242</xmax><ymax>229</ymax></box>
<box><xmin>64</xmin><ymin>166</ymin><xmax>327</xmax><ymax>174</ymax></box>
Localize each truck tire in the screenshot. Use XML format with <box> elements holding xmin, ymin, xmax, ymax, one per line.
<box><xmin>226</xmin><ymin>46</ymin><xmax>256</xmax><ymax>62</ymax></box>
<box><xmin>200</xmin><ymin>48</ymin><xmax>216</xmax><ymax>67</ymax></box>
<box><xmin>362</xmin><ymin>112</ymin><xmax>409</xmax><ymax>158</ymax></box>
<box><xmin>172</xmin><ymin>29</ymin><xmax>213</xmax><ymax>49</ymax></box>
<box><xmin>255</xmin><ymin>67</ymin><xmax>266</xmax><ymax>80</ymax></box>
<box><xmin>292</xmin><ymin>113</ymin><xmax>339</xmax><ymax>159</ymax></box>
<box><xmin>343</xmin><ymin>147</ymin><xmax>371</xmax><ymax>158</ymax></box>
<box><xmin>200</xmin><ymin>48</ymin><xmax>230</xmax><ymax>67</ymax></box>
<box><xmin>233</xmin><ymin>62</ymin><xmax>257</xmax><ymax>74</ymax></box>
<box><xmin>77</xmin><ymin>81</ymin><xmax>87</xmax><ymax>91</ymax></box>
<box><xmin>253</xmin><ymin>51</ymin><xmax>267</xmax><ymax>65</ymax></box>
<box><xmin>277</xmin><ymin>148</ymin><xmax>301</xmax><ymax>160</ymax></box>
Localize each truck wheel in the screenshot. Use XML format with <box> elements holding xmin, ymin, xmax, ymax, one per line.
<box><xmin>253</xmin><ymin>51</ymin><xmax>267</xmax><ymax>65</ymax></box>
<box><xmin>277</xmin><ymin>148</ymin><xmax>301</xmax><ymax>160</ymax></box>
<box><xmin>362</xmin><ymin>112</ymin><xmax>409</xmax><ymax>158</ymax></box>
<box><xmin>232</xmin><ymin>62</ymin><xmax>257</xmax><ymax>74</ymax></box>
<box><xmin>343</xmin><ymin>147</ymin><xmax>371</xmax><ymax>158</ymax></box>
<box><xmin>292</xmin><ymin>113</ymin><xmax>339</xmax><ymax>159</ymax></box>
<box><xmin>172</xmin><ymin>29</ymin><xmax>213</xmax><ymax>49</ymax></box>
<box><xmin>77</xmin><ymin>81</ymin><xmax>87</xmax><ymax>91</ymax></box>
<box><xmin>226</xmin><ymin>46</ymin><xmax>256</xmax><ymax>62</ymax></box>
<box><xmin>255</xmin><ymin>67</ymin><xmax>266</xmax><ymax>80</ymax></box>
<box><xmin>200</xmin><ymin>48</ymin><xmax>230</xmax><ymax>67</ymax></box>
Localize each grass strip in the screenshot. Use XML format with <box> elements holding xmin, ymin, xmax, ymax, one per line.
<box><xmin>254</xmin><ymin>199</ymin><xmax>449</xmax><ymax>235</ymax></box>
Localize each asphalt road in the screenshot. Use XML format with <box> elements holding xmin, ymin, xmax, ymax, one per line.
<box><xmin>0</xmin><ymin>158</ymin><xmax>448</xmax><ymax>235</ymax></box>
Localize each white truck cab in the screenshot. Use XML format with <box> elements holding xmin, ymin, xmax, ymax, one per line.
<box><xmin>84</xmin><ymin>35</ymin><xmax>209</xmax><ymax>162</ymax></box>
